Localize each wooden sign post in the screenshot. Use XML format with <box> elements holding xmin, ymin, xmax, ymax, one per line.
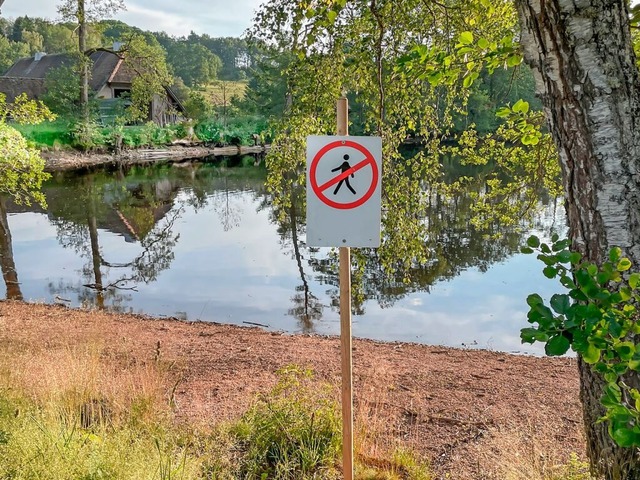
<box><xmin>306</xmin><ymin>97</ymin><xmax>380</xmax><ymax>479</ymax></box>
<box><xmin>337</xmin><ymin>97</ymin><xmax>354</xmax><ymax>480</ymax></box>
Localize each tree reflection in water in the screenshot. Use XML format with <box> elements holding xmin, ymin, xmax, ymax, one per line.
<box><xmin>0</xmin><ymin>197</ymin><xmax>23</xmax><ymax>300</ymax></box>
<box><xmin>44</xmin><ymin>166</ymin><xmax>183</xmax><ymax>310</ymax></box>
<box><xmin>0</xmin><ymin>157</ymin><xmax>561</xmax><ymax>335</ymax></box>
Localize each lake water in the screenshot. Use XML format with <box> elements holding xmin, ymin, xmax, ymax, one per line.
<box><xmin>0</xmin><ymin>157</ymin><xmax>565</xmax><ymax>354</ymax></box>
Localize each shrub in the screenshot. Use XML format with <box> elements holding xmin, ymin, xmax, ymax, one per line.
<box><xmin>233</xmin><ymin>365</ymin><xmax>341</xmax><ymax>479</ymax></box>
<box><xmin>194</xmin><ymin>116</ymin><xmax>269</xmax><ymax>146</ymax></box>
<box><xmin>69</xmin><ymin>120</ymin><xmax>104</xmax><ymax>151</ymax></box>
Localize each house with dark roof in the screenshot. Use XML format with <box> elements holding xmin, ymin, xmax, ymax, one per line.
<box><xmin>0</xmin><ymin>50</ymin><xmax>185</xmax><ymax>126</ymax></box>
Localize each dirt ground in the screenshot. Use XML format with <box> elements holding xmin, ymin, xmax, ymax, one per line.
<box><xmin>0</xmin><ymin>300</ymin><xmax>585</xmax><ymax>479</ymax></box>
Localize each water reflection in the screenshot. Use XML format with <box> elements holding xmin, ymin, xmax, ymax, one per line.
<box><xmin>0</xmin><ymin>197</ymin><xmax>22</xmax><ymax>300</ymax></box>
<box><xmin>2</xmin><ymin>157</ymin><xmax>563</xmax><ymax>353</ymax></box>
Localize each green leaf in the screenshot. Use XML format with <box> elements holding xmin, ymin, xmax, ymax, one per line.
<box><xmin>552</xmin><ymin>239</ymin><xmax>570</xmax><ymax>251</ymax></box>
<box><xmin>629</xmin><ymin>273</ymin><xmax>640</xmax><ymax>289</ymax></box>
<box><xmin>462</xmin><ymin>71</ymin><xmax>479</xmax><ymax>88</ymax></box>
<box><xmin>521</xmin><ymin>133</ymin><xmax>539</xmax><ymax>145</ymax></box>
<box><xmin>609</xmin><ymin>319</ymin><xmax>623</xmax><ymax>338</ymax></box>
<box><xmin>506</xmin><ymin>54</ymin><xmax>523</xmax><ymax>67</ymax></box>
<box><xmin>556</xmin><ymin>250</ymin><xmax>572</xmax><ymax>263</ymax></box>
<box><xmin>610</xmin><ymin>423</ymin><xmax>640</xmax><ymax>447</ymax></box>
<box><xmin>609</xmin><ymin>247</ymin><xmax>622</xmax><ymax>263</ymax></box>
<box><xmin>615</xmin><ymin>341</ymin><xmax>635</xmax><ymax>360</ymax></box>
<box><xmin>496</xmin><ymin>106</ymin><xmax>511</xmax><ymax>118</ymax></box>
<box><xmin>512</xmin><ymin>99</ymin><xmax>529</xmax><ymax>114</ymax></box>
<box><xmin>520</xmin><ymin>246</ymin><xmax>534</xmax><ymax>254</ymax></box>
<box><xmin>458</xmin><ymin>31</ymin><xmax>474</xmax><ymax>45</ymax></box>
<box><xmin>327</xmin><ymin>10</ymin><xmax>337</xmax><ymax>22</ymax></box>
<box><xmin>559</xmin><ymin>275</ymin><xmax>576</xmax><ymax>289</ymax></box>
<box><xmin>543</xmin><ymin>266</ymin><xmax>557</xmax><ymax>279</ymax></box>
<box><xmin>526</xmin><ymin>293</ymin><xmax>543</xmax><ymax>307</ymax></box>
<box><xmin>575</xmin><ymin>269</ymin><xmax>593</xmax><ymax>288</ymax></box>
<box><xmin>520</xmin><ymin>327</ymin><xmax>547</xmax><ymax>344</ymax></box>
<box><xmin>550</xmin><ymin>294</ymin><xmax>571</xmax><ymax>314</ymax></box>
<box><xmin>545</xmin><ymin>334</ymin><xmax>570</xmax><ymax>356</ymax></box>
<box><xmin>617</xmin><ymin>258</ymin><xmax>632</xmax><ymax>272</ymax></box>
<box><xmin>526</xmin><ymin>235</ymin><xmax>540</xmax><ymax>248</ymax></box>
<box><xmin>629</xmin><ymin>359</ymin><xmax>640</xmax><ymax>371</ymax></box>
<box><xmin>619</xmin><ymin>287</ymin><xmax>632</xmax><ymax>301</ymax></box>
<box><xmin>583</xmin><ymin>344</ymin><xmax>601</xmax><ymax>364</ymax></box>
<box><xmin>603</xmin><ymin>382</ymin><xmax>622</xmax><ymax>404</ymax></box>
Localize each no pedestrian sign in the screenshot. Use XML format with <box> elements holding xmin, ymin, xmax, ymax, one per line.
<box><xmin>306</xmin><ymin>136</ymin><xmax>381</xmax><ymax>247</ymax></box>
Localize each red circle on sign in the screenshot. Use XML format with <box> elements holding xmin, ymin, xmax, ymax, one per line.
<box><xmin>310</xmin><ymin>140</ymin><xmax>379</xmax><ymax>210</ymax></box>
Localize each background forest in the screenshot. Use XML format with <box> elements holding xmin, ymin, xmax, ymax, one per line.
<box><xmin>0</xmin><ymin>13</ymin><xmax>543</xmax><ymax>146</ymax></box>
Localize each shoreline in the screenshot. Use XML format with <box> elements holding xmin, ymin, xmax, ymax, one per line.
<box><xmin>0</xmin><ymin>299</ymin><xmax>585</xmax><ymax>479</ymax></box>
<box><xmin>41</xmin><ymin>143</ymin><xmax>270</xmax><ymax>172</ymax></box>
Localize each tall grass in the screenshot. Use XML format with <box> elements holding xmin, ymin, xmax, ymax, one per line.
<box><xmin>0</xmin><ymin>331</ymin><xmax>586</xmax><ymax>479</ymax></box>
<box><xmin>15</xmin><ymin>116</ymin><xmax>268</xmax><ymax>151</ymax></box>
<box><xmin>204</xmin><ymin>81</ymin><xmax>248</xmax><ymax>108</ymax></box>
<box><xmin>0</xmin><ymin>343</ymin><xmax>212</xmax><ymax>479</ymax></box>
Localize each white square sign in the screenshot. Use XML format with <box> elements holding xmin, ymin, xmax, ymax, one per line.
<box><xmin>306</xmin><ymin>136</ymin><xmax>382</xmax><ymax>247</ymax></box>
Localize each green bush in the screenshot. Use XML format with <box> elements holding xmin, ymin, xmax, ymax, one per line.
<box><xmin>233</xmin><ymin>365</ymin><xmax>341</xmax><ymax>479</ymax></box>
<box><xmin>69</xmin><ymin>120</ymin><xmax>104</xmax><ymax>151</ymax></box>
<box><xmin>194</xmin><ymin>116</ymin><xmax>268</xmax><ymax>146</ymax></box>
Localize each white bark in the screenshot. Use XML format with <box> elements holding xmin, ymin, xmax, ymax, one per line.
<box><xmin>516</xmin><ymin>0</ymin><xmax>640</xmax><ymax>477</ymax></box>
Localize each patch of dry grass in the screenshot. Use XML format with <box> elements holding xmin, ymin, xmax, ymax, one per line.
<box><xmin>471</xmin><ymin>422</ymin><xmax>593</xmax><ymax>480</ymax></box>
<box><xmin>0</xmin><ymin>339</ymin><xmax>174</xmax><ymax>425</ymax></box>
<box><xmin>353</xmin><ymin>374</ymin><xmax>432</xmax><ymax>479</ymax></box>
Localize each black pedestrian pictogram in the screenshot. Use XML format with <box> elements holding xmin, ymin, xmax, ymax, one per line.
<box><xmin>332</xmin><ymin>154</ymin><xmax>357</xmax><ymax>195</ymax></box>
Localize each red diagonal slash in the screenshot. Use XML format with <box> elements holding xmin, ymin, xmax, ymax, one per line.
<box><xmin>317</xmin><ymin>158</ymin><xmax>371</xmax><ymax>192</ymax></box>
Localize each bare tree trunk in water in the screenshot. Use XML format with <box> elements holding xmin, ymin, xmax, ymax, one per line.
<box><xmin>0</xmin><ymin>198</ymin><xmax>22</xmax><ymax>300</ymax></box>
<box><xmin>87</xmin><ymin>200</ymin><xmax>105</xmax><ymax>309</ymax></box>
<box><xmin>290</xmin><ymin>197</ymin><xmax>313</xmax><ymax>332</ymax></box>
<box><xmin>515</xmin><ymin>0</ymin><xmax>640</xmax><ymax>477</ymax></box>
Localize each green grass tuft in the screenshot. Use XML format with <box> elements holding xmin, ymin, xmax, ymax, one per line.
<box><xmin>233</xmin><ymin>365</ymin><xmax>342</xmax><ymax>479</ymax></box>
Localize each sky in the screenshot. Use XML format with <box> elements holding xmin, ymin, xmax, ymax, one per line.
<box><xmin>1</xmin><ymin>0</ymin><xmax>264</xmax><ymax>38</ymax></box>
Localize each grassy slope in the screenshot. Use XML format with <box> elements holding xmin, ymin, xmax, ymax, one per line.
<box><xmin>203</xmin><ymin>80</ymin><xmax>248</xmax><ymax>107</ymax></box>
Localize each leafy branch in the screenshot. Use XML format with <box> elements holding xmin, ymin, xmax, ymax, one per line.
<box><xmin>522</xmin><ymin>235</ymin><xmax>640</xmax><ymax>447</ymax></box>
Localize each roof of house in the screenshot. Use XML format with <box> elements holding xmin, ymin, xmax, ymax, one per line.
<box><xmin>0</xmin><ymin>77</ymin><xmax>45</xmax><ymax>102</ymax></box>
<box><xmin>3</xmin><ymin>51</ymin><xmax>127</xmax><ymax>93</ymax></box>
<box><xmin>1</xmin><ymin>50</ymin><xmax>184</xmax><ymax>114</ymax></box>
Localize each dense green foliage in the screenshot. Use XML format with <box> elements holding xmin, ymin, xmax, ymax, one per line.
<box><xmin>42</xmin><ymin>61</ymin><xmax>82</xmax><ymax>116</ymax></box>
<box><xmin>162</xmin><ymin>41</ymin><xmax>221</xmax><ymax>88</ymax></box>
<box><xmin>247</xmin><ymin>0</ymin><xmax>556</xmax><ymax>290</ymax></box>
<box><xmin>0</xmin><ymin>93</ymin><xmax>54</xmax><ymax>206</ymax></box>
<box><xmin>194</xmin><ymin>116</ymin><xmax>268</xmax><ymax>146</ymax></box>
<box><xmin>523</xmin><ymin>236</ymin><xmax>640</xmax><ymax>448</ymax></box>
<box><xmin>15</xmin><ymin>116</ymin><xmax>267</xmax><ymax>150</ymax></box>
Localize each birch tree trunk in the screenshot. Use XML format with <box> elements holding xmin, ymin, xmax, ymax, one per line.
<box><xmin>515</xmin><ymin>0</ymin><xmax>640</xmax><ymax>477</ymax></box>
